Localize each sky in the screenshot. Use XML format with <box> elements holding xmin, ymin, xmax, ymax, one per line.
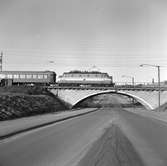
<box><xmin>0</xmin><ymin>0</ymin><xmax>167</xmax><ymax>83</ymax></box>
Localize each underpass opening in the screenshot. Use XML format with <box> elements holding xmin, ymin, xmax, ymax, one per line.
<box><xmin>72</xmin><ymin>91</ymin><xmax>151</xmax><ymax>110</ymax></box>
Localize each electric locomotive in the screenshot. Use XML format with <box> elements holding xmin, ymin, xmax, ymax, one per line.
<box><xmin>57</xmin><ymin>70</ymin><xmax>114</xmax><ymax>87</ymax></box>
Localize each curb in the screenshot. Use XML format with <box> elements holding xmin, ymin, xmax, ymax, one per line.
<box><xmin>124</xmin><ymin>108</ymin><xmax>167</xmax><ymax>124</ymax></box>
<box><xmin>0</xmin><ymin>108</ymin><xmax>99</xmax><ymax>140</ymax></box>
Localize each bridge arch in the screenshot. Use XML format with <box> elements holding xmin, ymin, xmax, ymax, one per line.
<box><xmin>72</xmin><ymin>90</ymin><xmax>153</xmax><ymax>110</ymax></box>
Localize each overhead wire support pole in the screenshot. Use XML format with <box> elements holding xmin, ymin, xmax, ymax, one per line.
<box><xmin>0</xmin><ymin>51</ymin><xmax>3</xmax><ymax>72</ymax></box>
<box><xmin>132</xmin><ymin>77</ymin><xmax>135</xmax><ymax>87</ymax></box>
<box><xmin>122</xmin><ymin>75</ymin><xmax>135</xmax><ymax>87</ymax></box>
<box><xmin>158</xmin><ymin>65</ymin><xmax>160</xmax><ymax>111</ymax></box>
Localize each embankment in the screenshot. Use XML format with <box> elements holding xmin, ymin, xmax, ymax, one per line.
<box><xmin>0</xmin><ymin>86</ymin><xmax>68</xmax><ymax>121</ymax></box>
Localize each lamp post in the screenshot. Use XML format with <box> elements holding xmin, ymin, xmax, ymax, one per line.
<box><xmin>140</xmin><ymin>64</ymin><xmax>161</xmax><ymax>111</ymax></box>
<box><xmin>122</xmin><ymin>75</ymin><xmax>135</xmax><ymax>87</ymax></box>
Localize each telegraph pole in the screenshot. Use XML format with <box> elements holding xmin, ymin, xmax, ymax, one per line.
<box><xmin>0</xmin><ymin>51</ymin><xmax>3</xmax><ymax>71</ymax></box>
<box><xmin>122</xmin><ymin>75</ymin><xmax>135</xmax><ymax>87</ymax></box>
<box><xmin>158</xmin><ymin>65</ymin><xmax>160</xmax><ymax>111</ymax></box>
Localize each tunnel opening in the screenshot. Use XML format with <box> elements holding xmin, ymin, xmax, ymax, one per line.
<box><xmin>73</xmin><ymin>92</ymin><xmax>144</xmax><ymax>109</ymax></box>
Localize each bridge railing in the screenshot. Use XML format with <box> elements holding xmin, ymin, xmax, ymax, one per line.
<box><xmin>48</xmin><ymin>84</ymin><xmax>167</xmax><ymax>91</ymax></box>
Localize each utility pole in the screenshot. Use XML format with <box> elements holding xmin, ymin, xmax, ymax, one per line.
<box><xmin>0</xmin><ymin>51</ymin><xmax>3</xmax><ymax>71</ymax></box>
<box><xmin>122</xmin><ymin>75</ymin><xmax>135</xmax><ymax>87</ymax></box>
<box><xmin>158</xmin><ymin>65</ymin><xmax>160</xmax><ymax>111</ymax></box>
<box><xmin>132</xmin><ymin>77</ymin><xmax>135</xmax><ymax>87</ymax></box>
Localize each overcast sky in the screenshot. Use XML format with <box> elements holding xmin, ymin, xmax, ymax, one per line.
<box><xmin>1</xmin><ymin>0</ymin><xmax>167</xmax><ymax>82</ymax></box>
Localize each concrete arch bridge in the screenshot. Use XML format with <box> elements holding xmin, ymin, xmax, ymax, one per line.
<box><xmin>49</xmin><ymin>87</ymin><xmax>167</xmax><ymax>110</ymax></box>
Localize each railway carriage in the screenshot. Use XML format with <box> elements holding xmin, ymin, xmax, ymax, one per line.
<box><xmin>0</xmin><ymin>71</ymin><xmax>56</xmax><ymax>86</ymax></box>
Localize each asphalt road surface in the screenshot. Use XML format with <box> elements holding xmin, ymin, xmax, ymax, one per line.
<box><xmin>0</xmin><ymin>108</ymin><xmax>167</xmax><ymax>166</ymax></box>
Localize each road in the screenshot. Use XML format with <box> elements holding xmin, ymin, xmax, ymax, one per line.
<box><xmin>0</xmin><ymin>107</ymin><xmax>167</xmax><ymax>166</ymax></box>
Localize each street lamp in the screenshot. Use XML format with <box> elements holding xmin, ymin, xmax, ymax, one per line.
<box><xmin>122</xmin><ymin>75</ymin><xmax>135</xmax><ymax>87</ymax></box>
<box><xmin>140</xmin><ymin>64</ymin><xmax>161</xmax><ymax>111</ymax></box>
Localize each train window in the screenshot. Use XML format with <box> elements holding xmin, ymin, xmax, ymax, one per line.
<box><xmin>7</xmin><ymin>74</ymin><xmax>13</xmax><ymax>79</ymax></box>
<box><xmin>44</xmin><ymin>75</ymin><xmax>48</xmax><ymax>79</ymax></box>
<box><xmin>14</xmin><ymin>74</ymin><xmax>19</xmax><ymax>79</ymax></box>
<box><xmin>26</xmin><ymin>75</ymin><xmax>32</xmax><ymax>79</ymax></box>
<box><xmin>37</xmin><ymin>75</ymin><xmax>43</xmax><ymax>79</ymax></box>
<box><xmin>0</xmin><ymin>74</ymin><xmax>5</xmax><ymax>78</ymax></box>
<box><xmin>32</xmin><ymin>75</ymin><xmax>37</xmax><ymax>79</ymax></box>
<box><xmin>20</xmin><ymin>75</ymin><xmax>25</xmax><ymax>79</ymax></box>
